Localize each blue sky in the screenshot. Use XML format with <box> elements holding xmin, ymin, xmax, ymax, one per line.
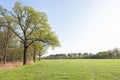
<box><xmin>1</xmin><ymin>0</ymin><xmax>120</xmax><ymax>55</ymax></box>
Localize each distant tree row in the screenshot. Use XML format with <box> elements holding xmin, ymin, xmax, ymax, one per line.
<box><xmin>44</xmin><ymin>48</ymin><xmax>120</xmax><ymax>59</ymax></box>
<box><xmin>90</xmin><ymin>48</ymin><xmax>120</xmax><ymax>59</ymax></box>
<box><xmin>0</xmin><ymin>2</ymin><xmax>60</xmax><ymax>65</ymax></box>
<box><xmin>43</xmin><ymin>53</ymin><xmax>93</xmax><ymax>59</ymax></box>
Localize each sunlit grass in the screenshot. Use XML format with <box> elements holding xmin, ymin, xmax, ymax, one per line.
<box><xmin>0</xmin><ymin>59</ymin><xmax>120</xmax><ymax>80</ymax></box>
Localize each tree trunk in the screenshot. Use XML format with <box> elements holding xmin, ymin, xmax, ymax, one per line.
<box><xmin>3</xmin><ymin>47</ymin><xmax>7</xmax><ymax>64</ymax></box>
<box><xmin>39</xmin><ymin>53</ymin><xmax>41</xmax><ymax>61</ymax></box>
<box><xmin>0</xmin><ymin>51</ymin><xmax>3</xmax><ymax>63</ymax></box>
<box><xmin>23</xmin><ymin>45</ymin><xmax>28</xmax><ymax>65</ymax></box>
<box><xmin>12</xmin><ymin>55</ymin><xmax>14</xmax><ymax>64</ymax></box>
<box><xmin>33</xmin><ymin>48</ymin><xmax>36</xmax><ymax>62</ymax></box>
<box><xmin>3</xmin><ymin>54</ymin><xmax>7</xmax><ymax>64</ymax></box>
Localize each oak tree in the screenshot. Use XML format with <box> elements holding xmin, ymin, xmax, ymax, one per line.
<box><xmin>0</xmin><ymin>2</ymin><xmax>60</xmax><ymax>65</ymax></box>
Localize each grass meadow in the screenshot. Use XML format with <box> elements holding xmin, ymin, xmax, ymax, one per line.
<box><xmin>0</xmin><ymin>59</ymin><xmax>120</xmax><ymax>80</ymax></box>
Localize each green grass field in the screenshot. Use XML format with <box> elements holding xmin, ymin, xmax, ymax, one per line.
<box><xmin>0</xmin><ymin>59</ymin><xmax>120</xmax><ymax>80</ymax></box>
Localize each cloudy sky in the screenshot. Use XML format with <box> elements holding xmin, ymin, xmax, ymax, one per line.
<box><xmin>1</xmin><ymin>0</ymin><xmax>120</xmax><ymax>55</ymax></box>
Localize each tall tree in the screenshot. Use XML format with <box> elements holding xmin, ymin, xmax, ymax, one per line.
<box><xmin>112</xmin><ymin>48</ymin><xmax>120</xmax><ymax>58</ymax></box>
<box><xmin>31</xmin><ymin>42</ymin><xmax>44</xmax><ymax>62</ymax></box>
<box><xmin>0</xmin><ymin>26</ymin><xmax>14</xmax><ymax>64</ymax></box>
<box><xmin>0</xmin><ymin>29</ymin><xmax>4</xmax><ymax>62</ymax></box>
<box><xmin>0</xmin><ymin>2</ymin><xmax>60</xmax><ymax>65</ymax></box>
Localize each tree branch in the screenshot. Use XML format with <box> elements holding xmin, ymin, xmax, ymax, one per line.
<box><xmin>26</xmin><ymin>38</ymin><xmax>46</xmax><ymax>48</ymax></box>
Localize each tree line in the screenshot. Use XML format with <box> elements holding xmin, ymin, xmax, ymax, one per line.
<box><xmin>90</xmin><ymin>48</ymin><xmax>120</xmax><ymax>59</ymax></box>
<box><xmin>44</xmin><ymin>48</ymin><xmax>120</xmax><ymax>59</ymax></box>
<box><xmin>0</xmin><ymin>2</ymin><xmax>60</xmax><ymax>65</ymax></box>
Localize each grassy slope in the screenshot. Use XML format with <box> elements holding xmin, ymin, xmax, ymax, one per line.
<box><xmin>0</xmin><ymin>59</ymin><xmax>120</xmax><ymax>80</ymax></box>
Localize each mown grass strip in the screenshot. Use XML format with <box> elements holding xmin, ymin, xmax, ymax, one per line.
<box><xmin>0</xmin><ymin>59</ymin><xmax>120</xmax><ymax>80</ymax></box>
